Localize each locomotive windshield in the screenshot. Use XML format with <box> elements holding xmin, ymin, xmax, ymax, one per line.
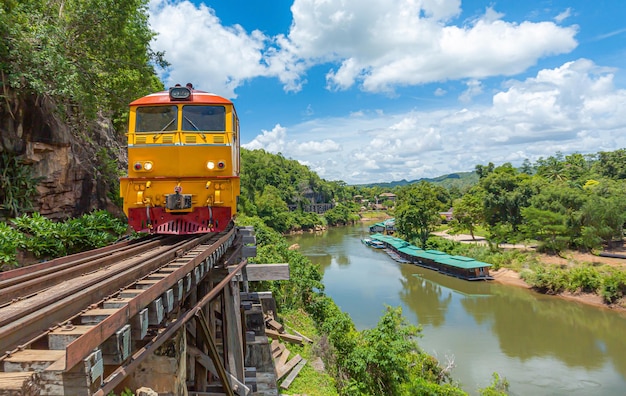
<box><xmin>182</xmin><ymin>105</ymin><xmax>226</xmax><ymax>132</ymax></box>
<box><xmin>136</xmin><ymin>106</ymin><xmax>178</xmax><ymax>132</ymax></box>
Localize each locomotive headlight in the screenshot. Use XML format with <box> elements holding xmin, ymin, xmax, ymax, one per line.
<box><xmin>144</xmin><ymin>161</ymin><xmax>153</xmax><ymax>171</ymax></box>
<box><xmin>207</xmin><ymin>161</ymin><xmax>215</xmax><ymax>170</ymax></box>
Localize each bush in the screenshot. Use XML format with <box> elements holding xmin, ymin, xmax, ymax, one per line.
<box><xmin>566</xmin><ymin>265</ymin><xmax>602</xmax><ymax>293</ymax></box>
<box><xmin>600</xmin><ymin>269</ymin><xmax>626</xmax><ymax>304</ymax></box>
<box><xmin>324</xmin><ymin>204</ymin><xmax>353</xmax><ymax>226</ymax></box>
<box><xmin>12</xmin><ymin>213</ymin><xmax>66</xmax><ymax>258</ymax></box>
<box><xmin>0</xmin><ymin>222</ymin><xmax>25</xmax><ymax>268</ymax></box>
<box><xmin>5</xmin><ymin>211</ymin><xmax>127</xmax><ymax>264</ymax></box>
<box><xmin>478</xmin><ymin>372</ymin><xmax>509</xmax><ymax>396</ymax></box>
<box><xmin>292</xmin><ymin>211</ymin><xmax>323</xmax><ymax>231</ymax></box>
<box><xmin>62</xmin><ymin>210</ymin><xmax>127</xmax><ymax>254</ymax></box>
<box><xmin>0</xmin><ymin>153</ymin><xmax>41</xmax><ymax>217</ymax></box>
<box><xmin>521</xmin><ymin>266</ymin><xmax>567</xmax><ymax>294</ymax></box>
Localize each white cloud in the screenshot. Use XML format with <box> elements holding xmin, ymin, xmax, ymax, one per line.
<box><xmin>149</xmin><ymin>0</ymin><xmax>578</xmax><ymax>96</ymax></box>
<box><xmin>148</xmin><ymin>0</ymin><xmax>269</xmax><ymax>98</ymax></box>
<box><xmin>245</xmin><ymin>59</ymin><xmax>626</xmax><ymax>184</ymax></box>
<box><xmin>294</xmin><ymin>140</ymin><xmax>342</xmax><ymax>154</ymax></box>
<box><xmin>459</xmin><ymin>79</ymin><xmax>483</xmax><ymax>103</ymax></box>
<box><xmin>280</xmin><ymin>0</ymin><xmax>578</xmax><ymax>92</ymax></box>
<box><xmin>242</xmin><ymin>124</ymin><xmax>287</xmax><ymax>153</ymax></box>
<box><xmin>554</xmin><ymin>8</ymin><xmax>572</xmax><ymax>23</ymax></box>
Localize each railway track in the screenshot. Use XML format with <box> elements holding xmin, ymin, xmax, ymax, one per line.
<box><xmin>0</xmin><ymin>225</ymin><xmax>245</xmax><ymax>395</ymax></box>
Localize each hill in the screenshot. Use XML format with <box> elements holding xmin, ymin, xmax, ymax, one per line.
<box><xmin>357</xmin><ymin>171</ymin><xmax>479</xmax><ymax>190</ymax></box>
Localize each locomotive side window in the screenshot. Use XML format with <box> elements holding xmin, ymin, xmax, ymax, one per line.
<box><xmin>182</xmin><ymin>105</ymin><xmax>226</xmax><ymax>132</ymax></box>
<box><xmin>136</xmin><ymin>106</ymin><xmax>178</xmax><ymax>132</ymax></box>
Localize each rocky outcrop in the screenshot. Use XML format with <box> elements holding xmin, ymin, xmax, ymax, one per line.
<box><xmin>0</xmin><ymin>89</ymin><xmax>127</xmax><ymax>220</ymax></box>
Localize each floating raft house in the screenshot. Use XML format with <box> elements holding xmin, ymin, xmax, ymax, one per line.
<box><xmin>370</xmin><ymin>233</ymin><xmax>493</xmax><ymax>280</ymax></box>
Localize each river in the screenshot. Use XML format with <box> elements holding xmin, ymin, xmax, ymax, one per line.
<box><xmin>287</xmin><ymin>223</ymin><xmax>626</xmax><ymax>395</ymax></box>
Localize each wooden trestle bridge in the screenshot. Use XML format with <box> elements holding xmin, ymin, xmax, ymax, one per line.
<box><xmin>0</xmin><ymin>225</ymin><xmax>289</xmax><ymax>395</ymax></box>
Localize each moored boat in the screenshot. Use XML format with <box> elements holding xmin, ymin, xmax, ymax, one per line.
<box><xmin>370</xmin><ymin>240</ymin><xmax>385</xmax><ymax>249</ymax></box>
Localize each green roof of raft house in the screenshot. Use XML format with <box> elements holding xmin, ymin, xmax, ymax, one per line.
<box><xmin>369</xmin><ymin>233</ymin><xmax>493</xmax><ymax>280</ymax></box>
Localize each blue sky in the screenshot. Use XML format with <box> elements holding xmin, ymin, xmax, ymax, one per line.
<box><xmin>147</xmin><ymin>0</ymin><xmax>626</xmax><ymax>184</ymax></box>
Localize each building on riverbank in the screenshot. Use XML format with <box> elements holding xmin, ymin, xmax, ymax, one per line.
<box><xmin>369</xmin><ymin>218</ymin><xmax>396</xmax><ymax>234</ymax></box>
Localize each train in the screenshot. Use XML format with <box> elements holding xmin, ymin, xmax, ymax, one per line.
<box><xmin>119</xmin><ymin>84</ymin><xmax>240</xmax><ymax>234</ymax></box>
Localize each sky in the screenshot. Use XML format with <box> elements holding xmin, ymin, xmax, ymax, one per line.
<box><xmin>147</xmin><ymin>0</ymin><xmax>626</xmax><ymax>185</ymax></box>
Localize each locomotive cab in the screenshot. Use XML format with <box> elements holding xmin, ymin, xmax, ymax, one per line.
<box><xmin>120</xmin><ymin>85</ymin><xmax>241</xmax><ymax>234</ymax></box>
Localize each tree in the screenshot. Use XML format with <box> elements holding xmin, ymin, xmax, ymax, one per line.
<box><xmin>396</xmin><ymin>182</ymin><xmax>445</xmax><ymax>248</ymax></box>
<box><xmin>345</xmin><ymin>306</ymin><xmax>423</xmax><ymax>396</ymax></box>
<box><xmin>580</xmin><ymin>194</ymin><xmax>626</xmax><ymax>246</ymax></box>
<box><xmin>475</xmin><ymin>162</ymin><xmax>495</xmax><ymax>179</ymax></box>
<box><xmin>520</xmin><ymin>159</ymin><xmax>534</xmax><ymax>175</ymax></box>
<box><xmin>594</xmin><ymin>149</ymin><xmax>626</xmax><ymax>180</ymax></box>
<box><xmin>520</xmin><ymin>207</ymin><xmax>569</xmax><ymax>253</ymax></box>
<box><xmin>526</xmin><ymin>181</ymin><xmax>588</xmax><ymax>247</ymax></box>
<box><xmin>255</xmin><ymin>185</ymin><xmax>292</xmax><ymax>233</ymax></box>
<box><xmin>449</xmin><ymin>186</ymin><xmax>484</xmax><ymax>240</ymax></box>
<box><xmin>536</xmin><ymin>153</ymin><xmax>567</xmax><ymax>181</ymax></box>
<box><xmin>479</xmin><ymin>163</ymin><xmax>534</xmax><ymax>239</ymax></box>
<box><xmin>2</xmin><ymin>0</ymin><xmax>165</xmax><ymax>124</ymax></box>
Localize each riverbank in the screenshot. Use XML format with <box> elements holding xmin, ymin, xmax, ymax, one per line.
<box><xmin>436</xmin><ymin>231</ymin><xmax>626</xmax><ymax>312</ymax></box>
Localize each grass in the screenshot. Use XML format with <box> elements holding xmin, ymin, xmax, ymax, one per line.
<box><xmin>438</xmin><ymin>224</ymin><xmax>489</xmax><ymax>237</ymax></box>
<box><xmin>359</xmin><ymin>210</ymin><xmax>392</xmax><ymax>220</ymax></box>
<box><xmin>276</xmin><ymin>308</ymin><xmax>338</xmax><ymax>396</ymax></box>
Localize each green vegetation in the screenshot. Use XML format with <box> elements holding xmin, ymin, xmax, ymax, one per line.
<box><xmin>520</xmin><ymin>264</ymin><xmax>626</xmax><ymax>304</ymax></box>
<box><xmin>453</xmin><ymin>152</ymin><xmax>626</xmax><ymax>254</ymax></box>
<box><xmin>239</xmin><ymin>149</ymin><xmax>364</xmax><ymax>233</ymax></box>
<box><xmin>479</xmin><ymin>373</ymin><xmax>510</xmax><ymax>396</ymax></box>
<box><xmin>278</xmin><ymin>309</ymin><xmax>339</xmax><ymax>396</ymax></box>
<box><xmin>0</xmin><ymin>0</ymin><xmax>165</xmax><ymax>127</ymax></box>
<box><xmin>0</xmin><ymin>153</ymin><xmax>41</xmax><ymax>218</ymax></box>
<box><xmin>0</xmin><ymin>210</ymin><xmax>127</xmax><ymax>269</ymax></box>
<box><xmin>395</xmin><ymin>181</ymin><xmax>449</xmax><ymax>248</ymax></box>
<box><xmin>0</xmin><ymin>221</ymin><xmax>25</xmax><ymax>267</ymax></box>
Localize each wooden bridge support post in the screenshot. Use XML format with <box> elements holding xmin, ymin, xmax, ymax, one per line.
<box><xmin>193</xmin><ymin>278</ymin><xmax>210</xmax><ymax>391</ymax></box>
<box><xmin>224</xmin><ymin>279</ymin><xmax>244</xmax><ymax>381</ymax></box>
<box><xmin>119</xmin><ymin>326</ymin><xmax>187</xmax><ymax>396</ymax></box>
<box><xmin>194</xmin><ymin>310</ymin><xmax>235</xmax><ymax>396</ymax></box>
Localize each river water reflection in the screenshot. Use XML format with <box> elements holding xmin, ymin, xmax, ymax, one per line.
<box><xmin>287</xmin><ymin>223</ymin><xmax>626</xmax><ymax>395</ymax></box>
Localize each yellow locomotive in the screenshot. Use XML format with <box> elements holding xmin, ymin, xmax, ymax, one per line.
<box><xmin>120</xmin><ymin>84</ymin><xmax>240</xmax><ymax>234</ymax></box>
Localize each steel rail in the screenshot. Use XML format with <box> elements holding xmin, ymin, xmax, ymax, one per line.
<box><xmin>0</xmin><ymin>232</ymin><xmax>216</xmax><ymax>354</ymax></box>
<box><xmin>0</xmin><ymin>236</ymin><xmax>152</xmax><ymax>282</ymax></box>
<box><xmin>64</xmin><ymin>227</ymin><xmax>236</xmax><ymax>370</ymax></box>
<box><xmin>0</xmin><ymin>237</ymin><xmax>190</xmax><ymax>328</ymax></box>
<box><xmin>0</xmin><ymin>237</ymin><xmax>173</xmax><ymax>306</ymax></box>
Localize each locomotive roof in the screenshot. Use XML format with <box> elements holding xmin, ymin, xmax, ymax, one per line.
<box><xmin>130</xmin><ymin>90</ymin><xmax>233</xmax><ymax>106</ymax></box>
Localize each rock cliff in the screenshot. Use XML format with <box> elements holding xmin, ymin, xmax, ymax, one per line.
<box><xmin>0</xmin><ymin>90</ymin><xmax>126</xmax><ymax>220</ymax></box>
